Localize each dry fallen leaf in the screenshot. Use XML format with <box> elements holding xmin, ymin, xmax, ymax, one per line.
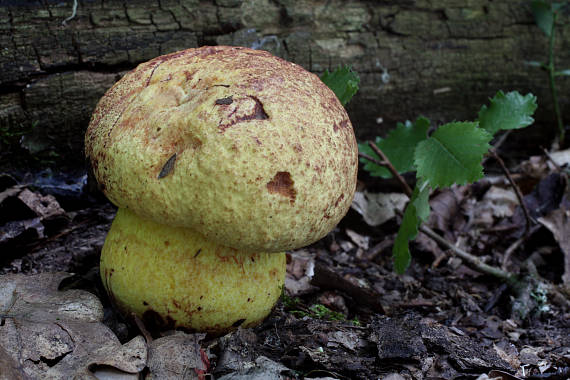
<box><xmin>428</xmin><ymin>187</ymin><xmax>467</xmax><ymax>237</ymax></box>
<box><xmin>519</xmin><ymin>148</ymin><xmax>570</xmax><ymax>178</ymax></box>
<box><xmin>285</xmin><ymin>249</ymin><xmax>317</xmax><ymax>297</ymax></box>
<box><xmin>17</xmin><ymin>188</ymin><xmax>65</xmax><ymax>218</ymax></box>
<box><xmin>217</xmin><ymin>356</ymin><xmax>291</xmax><ymax>380</ymax></box>
<box><xmin>0</xmin><ymin>186</ymin><xmax>69</xmax><ymax>249</ymax></box>
<box><xmin>481</xmin><ymin>187</ymin><xmax>519</xmax><ymax>218</ymax></box>
<box><xmin>0</xmin><ymin>272</ymin><xmax>146</xmax><ymax>379</ymax></box>
<box><xmin>0</xmin><ymin>344</ymin><xmax>25</xmax><ymax>380</ymax></box>
<box><xmin>146</xmin><ymin>332</ymin><xmax>207</xmax><ymax>379</ymax></box>
<box><xmin>345</xmin><ymin>229</ymin><xmax>369</xmax><ymax>250</ymax></box>
<box><xmin>351</xmin><ymin>191</ymin><xmax>407</xmax><ymax>227</ymax></box>
<box><xmin>538</xmin><ymin>209</ymin><xmax>570</xmax><ymax>289</ymax></box>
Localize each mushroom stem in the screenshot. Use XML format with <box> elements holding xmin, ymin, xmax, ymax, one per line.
<box><xmin>100</xmin><ymin>208</ymin><xmax>286</xmax><ymax>334</ymax></box>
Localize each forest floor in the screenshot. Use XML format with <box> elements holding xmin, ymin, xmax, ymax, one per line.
<box><xmin>0</xmin><ymin>148</ymin><xmax>569</xmax><ymax>379</ymax></box>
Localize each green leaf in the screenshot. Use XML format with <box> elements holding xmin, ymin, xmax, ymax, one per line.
<box><xmin>320</xmin><ymin>65</ymin><xmax>360</xmax><ymax>106</ymax></box>
<box><xmin>393</xmin><ymin>182</ymin><xmax>430</xmax><ymax>274</ymax></box>
<box><xmin>359</xmin><ymin>117</ymin><xmax>430</xmax><ymax>178</ymax></box>
<box><xmin>555</xmin><ymin>69</ymin><xmax>570</xmax><ymax>76</ymax></box>
<box><xmin>477</xmin><ymin>90</ymin><xmax>538</xmax><ymax>136</ymax></box>
<box><xmin>414</xmin><ymin>122</ymin><xmax>492</xmax><ymax>187</ymax></box>
<box><xmin>531</xmin><ymin>0</ymin><xmax>554</xmax><ymax>37</ymax></box>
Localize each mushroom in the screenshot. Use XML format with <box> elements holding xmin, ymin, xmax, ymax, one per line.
<box><xmin>101</xmin><ymin>208</ymin><xmax>285</xmax><ymax>333</ymax></box>
<box><xmin>85</xmin><ymin>46</ymin><xmax>358</xmax><ymax>333</ymax></box>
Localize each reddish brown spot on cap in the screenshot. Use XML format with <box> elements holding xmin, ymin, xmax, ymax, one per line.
<box><xmin>334</xmin><ymin>193</ymin><xmax>345</xmax><ymax>207</ymax></box>
<box><xmin>333</xmin><ymin>119</ymin><xmax>349</xmax><ymax>132</ymax></box>
<box><xmin>266</xmin><ymin>172</ymin><xmax>296</xmax><ymax>204</ymax></box>
<box><xmin>218</xmin><ymin>96</ymin><xmax>269</xmax><ymax>133</ymax></box>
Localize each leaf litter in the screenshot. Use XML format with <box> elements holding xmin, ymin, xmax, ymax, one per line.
<box><xmin>0</xmin><ymin>149</ymin><xmax>569</xmax><ymax>379</ymax></box>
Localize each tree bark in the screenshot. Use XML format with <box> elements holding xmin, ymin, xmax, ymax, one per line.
<box><xmin>0</xmin><ymin>0</ymin><xmax>568</xmax><ymax>172</ymax></box>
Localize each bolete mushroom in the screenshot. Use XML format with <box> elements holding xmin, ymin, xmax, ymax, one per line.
<box><xmin>85</xmin><ymin>46</ymin><xmax>358</xmax><ymax>334</ymax></box>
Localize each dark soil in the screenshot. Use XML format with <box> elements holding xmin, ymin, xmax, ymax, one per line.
<box><xmin>1</xmin><ymin>165</ymin><xmax>569</xmax><ymax>380</ymax></box>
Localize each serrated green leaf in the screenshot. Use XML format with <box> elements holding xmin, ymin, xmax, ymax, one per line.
<box><xmin>531</xmin><ymin>0</ymin><xmax>554</xmax><ymax>37</ymax></box>
<box><xmin>414</xmin><ymin>122</ymin><xmax>492</xmax><ymax>187</ymax></box>
<box><xmin>393</xmin><ymin>182</ymin><xmax>430</xmax><ymax>274</ymax></box>
<box><xmin>555</xmin><ymin>69</ymin><xmax>570</xmax><ymax>76</ymax></box>
<box><xmin>414</xmin><ymin>182</ymin><xmax>431</xmax><ymax>221</ymax></box>
<box><xmin>477</xmin><ymin>90</ymin><xmax>538</xmax><ymax>136</ymax></box>
<box><xmin>320</xmin><ymin>66</ymin><xmax>360</xmax><ymax>106</ymax></box>
<box><xmin>359</xmin><ymin>117</ymin><xmax>430</xmax><ymax>178</ymax></box>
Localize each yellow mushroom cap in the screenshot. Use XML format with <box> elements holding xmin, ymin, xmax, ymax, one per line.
<box><xmin>86</xmin><ymin>46</ymin><xmax>358</xmax><ymax>252</ymax></box>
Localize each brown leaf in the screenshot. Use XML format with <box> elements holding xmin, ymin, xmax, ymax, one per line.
<box><xmin>0</xmin><ymin>345</ymin><xmax>26</xmax><ymax>380</ymax></box>
<box><xmin>147</xmin><ymin>332</ymin><xmax>207</xmax><ymax>379</ymax></box>
<box><xmin>351</xmin><ymin>191</ymin><xmax>408</xmax><ymax>227</ymax></box>
<box><xmin>538</xmin><ymin>208</ymin><xmax>570</xmax><ymax>288</ymax></box>
<box><xmin>0</xmin><ymin>273</ymin><xmax>147</xmax><ymax>379</ymax></box>
<box><xmin>17</xmin><ymin>189</ymin><xmax>65</xmax><ymax>218</ymax></box>
<box><xmin>285</xmin><ymin>249</ymin><xmax>318</xmax><ymax>297</ymax></box>
<box><xmin>428</xmin><ymin>187</ymin><xmax>466</xmax><ymax>235</ymax></box>
<box><xmin>345</xmin><ymin>228</ymin><xmax>369</xmax><ymax>250</ymax></box>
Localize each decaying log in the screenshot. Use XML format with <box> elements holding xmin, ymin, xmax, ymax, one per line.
<box><xmin>0</xmin><ymin>1</ymin><xmax>568</xmax><ymax>171</ymax></box>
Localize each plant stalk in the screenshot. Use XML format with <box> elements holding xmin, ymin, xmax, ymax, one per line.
<box><xmin>547</xmin><ymin>11</ymin><xmax>565</xmax><ymax>145</ymax></box>
<box><xmin>365</xmin><ymin>141</ymin><xmax>413</xmax><ymax>197</ymax></box>
<box><xmin>419</xmin><ymin>224</ymin><xmax>520</xmax><ymax>286</ymax></box>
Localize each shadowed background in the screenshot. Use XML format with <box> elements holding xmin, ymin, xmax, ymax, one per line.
<box><xmin>0</xmin><ymin>0</ymin><xmax>568</xmax><ymax>174</ymax></box>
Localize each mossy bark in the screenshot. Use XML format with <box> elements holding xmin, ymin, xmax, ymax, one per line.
<box><xmin>1</xmin><ymin>0</ymin><xmax>568</xmax><ymax>171</ymax></box>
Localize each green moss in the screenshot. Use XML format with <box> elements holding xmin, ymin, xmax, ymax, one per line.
<box><xmin>282</xmin><ymin>292</ymin><xmax>360</xmax><ymax>325</ymax></box>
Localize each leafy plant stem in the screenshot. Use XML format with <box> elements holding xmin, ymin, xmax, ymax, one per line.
<box><xmin>366</xmin><ymin>141</ymin><xmax>413</xmax><ymax>197</ymax></box>
<box><xmin>489</xmin><ymin>148</ymin><xmax>535</xmax><ymax>236</ymax></box>
<box><xmin>418</xmin><ymin>224</ymin><xmax>520</xmax><ymax>286</ymax></box>
<box><xmin>374</xmin><ymin>142</ymin><xmax>520</xmax><ymax>285</ymax></box>
<box><xmin>546</xmin><ymin>11</ymin><xmax>565</xmax><ymax>145</ymax></box>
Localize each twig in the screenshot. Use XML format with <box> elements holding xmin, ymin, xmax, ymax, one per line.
<box><xmin>482</xmin><ymin>130</ymin><xmax>512</xmax><ymax>165</ymax></box>
<box><xmin>502</xmin><ymin>224</ymin><xmax>542</xmax><ymax>269</ymax></box>
<box><xmin>364</xmin><ymin>239</ymin><xmax>393</xmax><ymax>261</ymax></box>
<box><xmin>492</xmin><ymin>130</ymin><xmax>512</xmax><ymax>152</ymax></box>
<box><xmin>362</xmin><ymin>142</ymin><xmax>530</xmax><ymax>291</ymax></box>
<box><xmin>361</xmin><ymin>140</ymin><xmax>566</xmax><ymax>317</ymax></box>
<box><xmin>62</xmin><ymin>0</ymin><xmax>78</xmax><ymax>26</ymax></box>
<box><xmin>361</xmin><ymin>141</ymin><xmax>413</xmax><ymax>197</ymax></box>
<box><xmin>419</xmin><ymin>224</ymin><xmax>519</xmax><ymax>285</ymax></box>
<box><xmin>546</xmin><ymin>10</ymin><xmax>565</xmax><ymax>146</ymax></box>
<box><xmin>358</xmin><ymin>152</ymin><xmax>383</xmax><ymax>167</ymax></box>
<box><xmin>132</xmin><ymin>313</ymin><xmax>153</xmax><ymax>343</ymax></box>
<box><xmin>542</xmin><ymin>147</ymin><xmax>563</xmax><ymax>171</ymax></box>
<box><xmin>502</xmin><ymin>236</ymin><xmax>525</xmax><ymax>270</ymax></box>
<box><xmin>490</xmin><ymin>148</ymin><xmax>535</xmax><ymax>236</ymax></box>
<box><xmin>363</xmin><ymin>144</ymin><xmax>519</xmax><ymax>284</ymax></box>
